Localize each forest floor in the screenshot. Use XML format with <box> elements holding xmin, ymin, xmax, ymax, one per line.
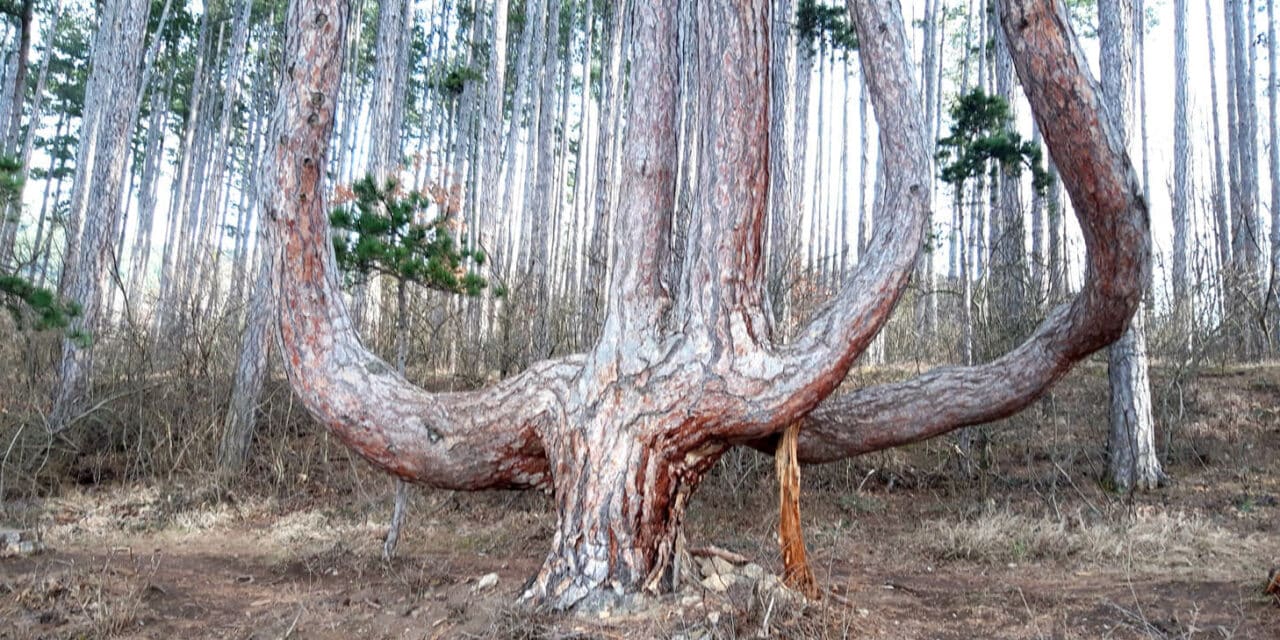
<box><xmin>1</xmin><ymin>363</ymin><xmax>1279</xmax><ymax>639</ymax></box>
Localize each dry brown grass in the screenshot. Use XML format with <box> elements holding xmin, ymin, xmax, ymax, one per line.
<box><xmin>1</xmin><ymin>549</ymin><xmax>159</xmax><ymax>638</ymax></box>
<box><xmin>917</xmin><ymin>506</ymin><xmax>1271</xmax><ymax>576</ymax></box>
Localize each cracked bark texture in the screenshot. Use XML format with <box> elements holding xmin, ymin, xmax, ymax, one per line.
<box><xmin>783</xmin><ymin>0</ymin><xmax>1150</xmax><ymax>463</ymax></box>
<box><xmin>265</xmin><ymin>0</ymin><xmax>1142</xmax><ymax>612</ymax></box>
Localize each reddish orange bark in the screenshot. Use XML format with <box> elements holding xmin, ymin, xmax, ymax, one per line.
<box><xmin>776</xmin><ymin>423</ymin><xmax>819</xmax><ymax>599</ymax></box>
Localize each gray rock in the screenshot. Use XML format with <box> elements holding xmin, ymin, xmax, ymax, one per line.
<box><xmin>472</xmin><ymin>572</ymin><xmax>499</xmax><ymax>592</ymax></box>
<box><xmin>0</xmin><ymin>528</ymin><xmax>44</xmax><ymax>558</ymax></box>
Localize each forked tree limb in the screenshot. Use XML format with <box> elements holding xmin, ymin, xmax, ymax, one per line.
<box><xmin>684</xmin><ymin>0</ymin><xmax>931</xmax><ymax>442</ymax></box>
<box><xmin>262</xmin><ymin>0</ymin><xmax>575</xmax><ymax>491</ymax></box>
<box><xmin>779</xmin><ymin>0</ymin><xmax>1150</xmax><ymax>463</ymax></box>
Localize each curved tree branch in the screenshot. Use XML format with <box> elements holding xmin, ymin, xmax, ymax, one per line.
<box><xmin>783</xmin><ymin>0</ymin><xmax>1150</xmax><ymax>463</ymax></box>
<box><xmin>692</xmin><ymin>0</ymin><xmax>931</xmax><ymax>441</ymax></box>
<box><xmin>263</xmin><ymin>0</ymin><xmax>577</xmax><ymax>490</ymax></box>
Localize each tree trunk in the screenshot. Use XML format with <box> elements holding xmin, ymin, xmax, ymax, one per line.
<box><xmin>1269</xmin><ymin>0</ymin><xmax>1279</xmax><ymax>346</ymax></box>
<box><xmin>265</xmin><ymin>0</ymin><xmax>1141</xmax><ymax>613</ymax></box>
<box><xmin>127</xmin><ymin>83</ymin><xmax>169</xmax><ymax>305</ymax></box>
<box><xmin>767</xmin><ymin>0</ymin><xmax>795</xmax><ymax>325</ymax></box>
<box><xmin>4</xmin><ymin>0</ymin><xmax>32</xmax><ymax>152</ymax></box>
<box><xmin>50</xmin><ymin>0</ymin><xmax>150</xmax><ymax>430</ymax></box>
<box><xmin>0</xmin><ymin>0</ymin><xmax>34</xmax><ymax>268</ymax></box>
<box><xmin>1099</xmin><ymin>0</ymin><xmax>1165</xmax><ymax>492</ymax></box>
<box><xmin>217</xmin><ymin>247</ymin><xmax>274</xmax><ymax>473</ymax></box>
<box><xmin>1172</xmin><ymin>0</ymin><xmax>1191</xmax><ymax>345</ymax></box>
<box><xmin>1205</xmin><ymin>0</ymin><xmax>1230</xmax><ymax>273</ymax></box>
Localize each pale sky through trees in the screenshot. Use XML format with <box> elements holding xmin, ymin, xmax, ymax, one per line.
<box><xmin>12</xmin><ymin>0</ymin><xmax>1273</xmax><ymax>317</ymax></box>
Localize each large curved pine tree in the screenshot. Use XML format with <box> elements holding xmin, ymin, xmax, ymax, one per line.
<box><xmin>261</xmin><ymin>0</ymin><xmax>1149</xmax><ymax>611</ymax></box>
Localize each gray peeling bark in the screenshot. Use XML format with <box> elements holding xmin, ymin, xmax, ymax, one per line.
<box><xmin>787</xmin><ymin>0</ymin><xmax>1149</xmax><ymax>463</ymax></box>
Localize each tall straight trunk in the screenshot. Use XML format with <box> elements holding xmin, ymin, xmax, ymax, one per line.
<box><xmin>50</xmin><ymin>0</ymin><xmax>150</xmax><ymax>430</ymax></box>
<box><xmin>477</xmin><ymin>0</ymin><xmax>509</xmax><ymax>276</ymax></box>
<box><xmin>126</xmin><ymin>83</ymin><xmax>169</xmax><ymax>305</ymax></box>
<box><xmin>1046</xmin><ymin>158</ymin><xmax>1063</xmax><ymax>299</ymax></box>
<box><xmin>19</xmin><ymin>0</ymin><xmax>63</xmax><ymax>172</ymax></box>
<box><xmin>156</xmin><ymin>17</ymin><xmax>209</xmax><ymax>336</ymax></box>
<box><xmin>58</xmin><ymin>13</ymin><xmax>111</xmax><ymax>298</ymax></box>
<box><xmin>1172</xmin><ymin>0</ymin><xmax>1191</xmax><ymax>341</ymax></box>
<box><xmin>564</xmin><ymin>4</ymin><xmax>594</xmax><ymax>318</ymax></box>
<box><xmin>367</xmin><ymin>0</ymin><xmax>409</xmax><ymax>179</ymax></box>
<box><xmin>217</xmin><ymin>243</ymin><xmax>274</xmax><ymax>473</ymax></box>
<box><xmin>1268</xmin><ymin>0</ymin><xmax>1280</xmax><ymax>345</ymax></box>
<box><xmin>527</xmin><ymin>0</ymin><xmax>560</xmax><ymax>360</ymax></box>
<box><xmin>581</xmin><ymin>0</ymin><xmax>626</xmax><ymax>346</ymax></box>
<box><xmin>767</xmin><ymin>0</ymin><xmax>795</xmax><ymax>325</ymax></box>
<box><xmin>195</xmin><ymin>0</ymin><xmax>254</xmax><ymax>307</ymax></box>
<box><xmin>354</xmin><ymin>0</ymin><xmax>412</xmax><ymax>340</ymax></box>
<box><xmin>857</xmin><ymin>70</ymin><xmax>869</xmax><ymax>259</ymax></box>
<box><xmin>1100</xmin><ymin>0</ymin><xmax>1164</xmax><ymax>492</ymax></box>
<box><xmin>26</xmin><ymin>116</ymin><xmax>65</xmax><ymax>281</ymax></box>
<box><xmin>992</xmin><ymin>14</ymin><xmax>1024</xmax><ymax>326</ymax></box>
<box><xmin>1030</xmin><ymin>127</ymin><xmax>1045</xmax><ymax>304</ymax></box>
<box><xmin>3</xmin><ymin>0</ymin><xmax>32</xmax><ymax>151</ymax></box>
<box><xmin>229</xmin><ymin>78</ymin><xmax>269</xmax><ymax>308</ymax></box>
<box><xmin>791</xmin><ymin>36</ymin><xmax>813</xmax><ymax>321</ymax></box>
<box><xmin>838</xmin><ymin>54</ymin><xmax>851</xmax><ymax>279</ymax></box>
<box><xmin>808</xmin><ymin>47</ymin><xmax>826</xmax><ymax>289</ymax></box>
<box><xmin>550</xmin><ymin>11</ymin><xmax>576</xmax><ymax>304</ymax></box>
<box><xmin>916</xmin><ymin>0</ymin><xmax>941</xmax><ymax>336</ymax></box>
<box><xmin>1205</xmin><ymin>0</ymin><xmax>1230</xmax><ymax>274</ymax></box>
<box><xmin>1228</xmin><ymin>0</ymin><xmax>1261</xmax><ymax>310</ymax></box>
<box><xmin>0</xmin><ymin>0</ymin><xmax>34</xmax><ymax>268</ymax></box>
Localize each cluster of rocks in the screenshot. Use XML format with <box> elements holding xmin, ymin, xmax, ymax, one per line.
<box><xmin>0</xmin><ymin>528</ymin><xmax>44</xmax><ymax>558</ymax></box>
<box><xmin>682</xmin><ymin>550</ymin><xmax>806</xmax><ymax>610</ymax></box>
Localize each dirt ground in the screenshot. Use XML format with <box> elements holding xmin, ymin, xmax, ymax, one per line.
<box><xmin>2</xmin><ymin>365</ymin><xmax>1279</xmax><ymax>639</ymax></box>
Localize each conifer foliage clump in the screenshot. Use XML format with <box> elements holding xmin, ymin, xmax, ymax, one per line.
<box><xmin>330</xmin><ymin>175</ymin><xmax>486</xmax><ymax>297</ymax></box>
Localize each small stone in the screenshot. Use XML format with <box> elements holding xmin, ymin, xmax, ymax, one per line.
<box><xmin>711</xmin><ymin>556</ymin><xmax>735</xmax><ymax>576</ymax></box>
<box><xmin>701</xmin><ymin>573</ymin><xmax>734</xmax><ymax>593</ymax></box>
<box><xmin>473</xmin><ymin>572</ymin><xmax>499</xmax><ymax>592</ymax></box>
<box><xmin>857</xmin><ymin>608</ymin><xmax>870</xmax><ymax>618</ymax></box>
<box><xmin>740</xmin><ymin>563</ymin><xmax>765</xmax><ymax>581</ymax></box>
<box><xmin>757</xmin><ymin>574</ymin><xmax>781</xmax><ymax>593</ymax></box>
<box><xmin>680</xmin><ymin>594</ymin><xmax>701</xmax><ymax>607</ymax></box>
<box><xmin>707</xmin><ymin>611</ymin><xmax>720</xmax><ymax>626</ymax></box>
<box><xmin>697</xmin><ymin>558</ymin><xmax>717</xmax><ymax>577</ymax></box>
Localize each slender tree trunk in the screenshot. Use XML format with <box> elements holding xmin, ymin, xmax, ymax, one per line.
<box><xmin>1100</xmin><ymin>0</ymin><xmax>1165</xmax><ymax>492</ymax></box>
<box><xmin>767</xmin><ymin>0</ymin><xmax>795</xmax><ymax>327</ymax></box>
<box><xmin>1205</xmin><ymin>0</ymin><xmax>1231</xmax><ymax>281</ymax></box>
<box><xmin>3</xmin><ymin>0</ymin><xmax>32</xmax><ymax>152</ymax></box>
<box><xmin>127</xmin><ymin>83</ymin><xmax>169</xmax><ymax>305</ymax></box>
<box><xmin>581</xmin><ymin>1</ymin><xmax>627</xmax><ymax>347</ymax></box>
<box><xmin>156</xmin><ymin>16</ymin><xmax>209</xmax><ymax>337</ymax></box>
<box><xmin>26</xmin><ymin>116</ymin><xmax>64</xmax><ymax>281</ymax></box>
<box><xmin>1172</xmin><ymin>0</ymin><xmax>1191</xmax><ymax>345</ymax></box>
<box><xmin>50</xmin><ymin>0</ymin><xmax>150</xmax><ymax>430</ymax></box>
<box><xmin>217</xmin><ymin>247</ymin><xmax>274</xmax><ymax>473</ymax></box>
<box><xmin>1267</xmin><ymin>0</ymin><xmax>1280</xmax><ymax>346</ymax></box>
<box><xmin>0</xmin><ymin>0</ymin><xmax>34</xmax><ymax>268</ymax></box>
